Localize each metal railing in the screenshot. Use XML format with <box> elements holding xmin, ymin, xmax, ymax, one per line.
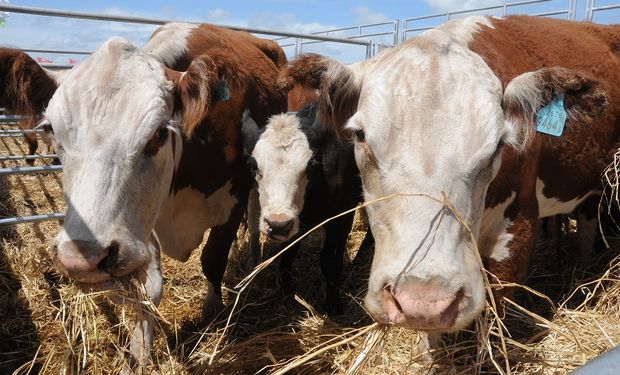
<box><xmin>0</xmin><ymin>4</ymin><xmax>373</xmax><ymax>59</ymax></box>
<box><xmin>0</xmin><ymin>117</ymin><xmax>63</xmax><ymax>224</ymax></box>
<box><xmin>0</xmin><ymin>213</ymin><xmax>65</xmax><ymax>226</ymax></box>
<box><xmin>0</xmin><ymin>165</ymin><xmax>63</xmax><ymax>176</ymax></box>
<box><xmin>402</xmin><ymin>0</ymin><xmax>577</xmax><ymax>40</ymax></box>
<box><xmin>586</xmin><ymin>0</ymin><xmax>620</xmax><ymax>21</ymax></box>
<box><xmin>275</xmin><ymin>21</ymin><xmax>398</xmax><ymax>58</ymax></box>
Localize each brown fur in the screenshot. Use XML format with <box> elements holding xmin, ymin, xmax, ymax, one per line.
<box><xmin>278</xmin><ymin>53</ymin><xmax>364</xmax><ymax>117</ymax></box>
<box><xmin>277</xmin><ymin>53</ymin><xmax>326</xmax><ymax>91</ymax></box>
<box><xmin>0</xmin><ymin>49</ymin><xmax>57</xmax><ymax>118</ymax></box>
<box><xmin>286</xmin><ymin>84</ymin><xmax>319</xmax><ymax>111</ymax></box>
<box><xmin>0</xmin><ymin>49</ymin><xmax>59</xmax><ymax>156</ymax></box>
<box><xmin>470</xmin><ymin>16</ymin><xmax>620</xmax><ymax>300</ymax></box>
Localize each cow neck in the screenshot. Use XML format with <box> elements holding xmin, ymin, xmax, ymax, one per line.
<box><xmin>469</xmin><ymin>16</ymin><xmax>620</xmax><ymax>207</ymax></box>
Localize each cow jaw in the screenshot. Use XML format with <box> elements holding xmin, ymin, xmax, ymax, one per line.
<box><xmin>341</xmin><ymin>28</ymin><xmax>512</xmax><ymax>332</ymax></box>
<box><xmin>46</xmin><ymin>37</ymin><xmax>178</xmax><ymax>287</ymax></box>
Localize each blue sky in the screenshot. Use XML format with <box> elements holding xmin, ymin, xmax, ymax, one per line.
<box><xmin>0</xmin><ymin>0</ymin><xmax>617</xmax><ymax>63</ymax></box>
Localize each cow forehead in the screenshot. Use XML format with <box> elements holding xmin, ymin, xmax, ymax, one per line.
<box><xmin>354</xmin><ymin>28</ymin><xmax>504</xmax><ymax>165</ymax></box>
<box><xmin>46</xmin><ymin>37</ymin><xmax>172</xmax><ymax>145</ymax></box>
<box><xmin>254</xmin><ymin>115</ymin><xmax>312</xmax><ymax>168</ymax></box>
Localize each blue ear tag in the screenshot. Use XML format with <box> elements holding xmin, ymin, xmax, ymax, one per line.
<box><xmin>214</xmin><ymin>78</ymin><xmax>230</xmax><ymax>102</ymax></box>
<box><xmin>536</xmin><ymin>93</ymin><xmax>567</xmax><ymax>137</ymax></box>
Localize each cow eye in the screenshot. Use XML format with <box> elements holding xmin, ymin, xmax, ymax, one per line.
<box><xmin>144</xmin><ymin>125</ymin><xmax>170</xmax><ymax>156</ymax></box>
<box><xmin>156</xmin><ymin>126</ymin><xmax>169</xmax><ymax>141</ymax></box>
<box><xmin>353</xmin><ymin>128</ymin><xmax>366</xmax><ymax>143</ymax></box>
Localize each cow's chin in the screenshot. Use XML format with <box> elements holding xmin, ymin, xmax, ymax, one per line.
<box><xmin>267</xmin><ymin>232</ymin><xmax>293</xmax><ymax>241</ymax></box>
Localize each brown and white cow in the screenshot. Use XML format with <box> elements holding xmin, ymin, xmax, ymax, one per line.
<box><xmin>286</xmin><ymin>16</ymin><xmax>619</xmax><ymax>333</ymax></box>
<box><xmin>0</xmin><ymin>23</ymin><xmax>287</xmax><ymax>364</ymax></box>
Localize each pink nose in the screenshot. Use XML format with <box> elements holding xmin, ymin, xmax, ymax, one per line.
<box><xmin>381</xmin><ymin>276</ymin><xmax>464</xmax><ymax>331</ymax></box>
<box><xmin>54</xmin><ymin>240</ymin><xmax>113</xmax><ymax>284</ymax></box>
<box><xmin>263</xmin><ymin>213</ymin><xmax>295</xmax><ymax>240</ymax></box>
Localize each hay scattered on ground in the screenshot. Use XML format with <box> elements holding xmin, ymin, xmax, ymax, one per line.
<box><xmin>1</xmin><ymin>125</ymin><xmax>619</xmax><ymax>374</ymax></box>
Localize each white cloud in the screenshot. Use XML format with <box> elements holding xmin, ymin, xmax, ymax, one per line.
<box><xmin>425</xmin><ymin>0</ymin><xmax>506</xmax><ymax>12</ymax></box>
<box><xmin>247</xmin><ymin>12</ymin><xmax>335</xmax><ymax>34</ymax></box>
<box><xmin>206</xmin><ymin>8</ymin><xmax>231</xmax><ymax>22</ymax></box>
<box><xmin>352</xmin><ymin>6</ymin><xmax>388</xmax><ymax>24</ymax></box>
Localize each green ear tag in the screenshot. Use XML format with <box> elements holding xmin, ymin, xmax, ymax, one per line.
<box><xmin>214</xmin><ymin>78</ymin><xmax>230</xmax><ymax>102</ymax></box>
<box><xmin>536</xmin><ymin>93</ymin><xmax>567</xmax><ymax>137</ymax></box>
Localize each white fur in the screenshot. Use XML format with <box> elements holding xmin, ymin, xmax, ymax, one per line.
<box><xmin>252</xmin><ymin>113</ymin><xmax>312</xmax><ymax>239</ymax></box>
<box><xmin>536</xmin><ymin>178</ymin><xmax>596</xmax><ymax>217</ymax></box>
<box><xmin>433</xmin><ymin>15</ymin><xmax>494</xmax><ymax>45</ymax></box>
<box><xmin>479</xmin><ymin>192</ymin><xmax>516</xmax><ymax>262</ymax></box>
<box><xmin>144</xmin><ymin>23</ymin><xmax>197</xmax><ymax>66</ymax></box>
<box><xmin>155</xmin><ymin>182</ymin><xmax>238</xmax><ymax>261</ymax></box>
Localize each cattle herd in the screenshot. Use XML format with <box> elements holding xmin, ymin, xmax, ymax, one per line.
<box><xmin>0</xmin><ymin>14</ymin><xmax>619</xmax><ymax>371</ymax></box>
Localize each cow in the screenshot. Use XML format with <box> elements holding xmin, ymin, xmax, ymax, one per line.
<box><xmin>241</xmin><ymin>102</ymin><xmax>367</xmax><ymax>314</ymax></box>
<box><xmin>0</xmin><ymin>22</ymin><xmax>287</xmax><ymax>365</ymax></box>
<box><xmin>284</xmin><ymin>15</ymin><xmax>619</xmax><ymax>335</ymax></box>
<box><xmin>0</xmin><ymin>52</ymin><xmax>68</xmax><ymax>161</ymax></box>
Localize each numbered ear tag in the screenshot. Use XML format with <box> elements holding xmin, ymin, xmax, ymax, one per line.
<box><xmin>214</xmin><ymin>77</ymin><xmax>230</xmax><ymax>102</ymax></box>
<box><xmin>536</xmin><ymin>94</ymin><xmax>567</xmax><ymax>137</ymax></box>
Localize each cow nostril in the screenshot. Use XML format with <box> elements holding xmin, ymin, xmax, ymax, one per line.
<box><xmin>265</xmin><ymin>217</ymin><xmax>294</xmax><ymax>237</ymax></box>
<box><xmin>97</xmin><ymin>241</ymin><xmax>119</xmax><ymax>273</ymax></box>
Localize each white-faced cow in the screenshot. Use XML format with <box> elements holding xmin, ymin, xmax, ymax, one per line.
<box><xmin>0</xmin><ymin>23</ymin><xmax>287</xmax><ymax>364</ymax></box>
<box><xmin>241</xmin><ymin>103</ymin><xmax>367</xmax><ymax>314</ymax></box>
<box><xmin>286</xmin><ymin>16</ymin><xmax>618</xmax><ymax>333</ymax></box>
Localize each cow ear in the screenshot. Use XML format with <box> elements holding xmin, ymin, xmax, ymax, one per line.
<box><xmin>279</xmin><ymin>53</ymin><xmax>326</xmax><ymax>91</ymax></box>
<box><xmin>0</xmin><ymin>48</ymin><xmax>59</xmax><ymax>118</ymax></box>
<box><xmin>240</xmin><ymin>110</ymin><xmax>262</xmax><ymax>155</ymax></box>
<box><xmin>173</xmin><ymin>54</ymin><xmax>232</xmax><ymax>137</ymax></box>
<box><xmin>503</xmin><ymin>67</ymin><xmax>608</xmax><ymax>151</ymax></box>
<box><xmin>318</xmin><ymin>59</ymin><xmax>361</xmax><ymax>137</ymax></box>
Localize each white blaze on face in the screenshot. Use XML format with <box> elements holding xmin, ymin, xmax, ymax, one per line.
<box><xmin>338</xmin><ymin>18</ymin><xmax>518</xmax><ymax>331</ymax></box>
<box><xmin>252</xmin><ymin>114</ymin><xmax>313</xmax><ymax>240</ymax></box>
<box><xmin>47</xmin><ymin>37</ymin><xmax>178</xmax><ymax>279</ymax></box>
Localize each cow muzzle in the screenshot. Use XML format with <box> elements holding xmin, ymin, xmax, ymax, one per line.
<box><xmin>53</xmin><ymin>239</ymin><xmax>123</xmax><ymax>285</ymax></box>
<box><xmin>379</xmin><ymin>276</ymin><xmax>464</xmax><ymax>331</ymax></box>
<box><xmin>262</xmin><ymin>213</ymin><xmax>296</xmax><ymax>241</ymax></box>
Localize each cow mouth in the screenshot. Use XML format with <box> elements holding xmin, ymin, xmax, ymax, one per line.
<box><xmin>266</xmin><ymin>232</ymin><xmax>292</xmax><ymax>241</ymax></box>
<box><xmin>380</xmin><ymin>284</ymin><xmax>465</xmax><ymax>332</ymax></box>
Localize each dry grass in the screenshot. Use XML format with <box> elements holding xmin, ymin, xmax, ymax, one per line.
<box><xmin>1</xmin><ymin>124</ymin><xmax>620</xmax><ymax>374</ymax></box>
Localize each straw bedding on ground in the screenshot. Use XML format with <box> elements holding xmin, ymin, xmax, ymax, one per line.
<box><xmin>1</xmin><ymin>127</ymin><xmax>619</xmax><ymax>374</ymax></box>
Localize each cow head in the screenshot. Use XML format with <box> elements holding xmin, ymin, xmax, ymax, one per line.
<box><xmin>7</xmin><ymin>37</ymin><xmax>237</xmax><ymax>289</ymax></box>
<box><xmin>242</xmin><ymin>104</ymin><xmax>322</xmax><ymax>241</ymax></box>
<box><xmin>289</xmin><ymin>26</ymin><xmax>607</xmax><ymax>332</ymax></box>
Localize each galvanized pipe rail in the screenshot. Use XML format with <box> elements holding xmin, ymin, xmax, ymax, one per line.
<box><xmin>0</xmin><ymin>115</ymin><xmax>28</xmax><ymax>122</ymax></box>
<box><xmin>0</xmin><ymin>154</ymin><xmax>57</xmax><ymax>161</ymax></box>
<box><xmin>0</xmin><ymin>213</ymin><xmax>65</xmax><ymax>226</ymax></box>
<box><xmin>401</xmin><ymin>0</ymin><xmax>575</xmax><ymax>39</ymax></box>
<box><xmin>0</xmin><ymin>4</ymin><xmax>372</xmax><ymax>47</ymax></box>
<box><xmin>0</xmin><ymin>165</ymin><xmax>63</xmax><ymax>176</ymax></box>
<box><xmin>586</xmin><ymin>0</ymin><xmax>620</xmax><ymax>21</ymax></box>
<box><xmin>0</xmin><ymin>129</ymin><xmax>45</xmax><ymax>137</ymax></box>
<box><xmin>276</xmin><ymin>20</ymin><xmax>399</xmax><ymax>54</ymax></box>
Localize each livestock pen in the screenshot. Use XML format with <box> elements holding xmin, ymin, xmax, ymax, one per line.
<box><xmin>2</xmin><ymin>1</ymin><xmax>620</xmax><ymax>374</ymax></box>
